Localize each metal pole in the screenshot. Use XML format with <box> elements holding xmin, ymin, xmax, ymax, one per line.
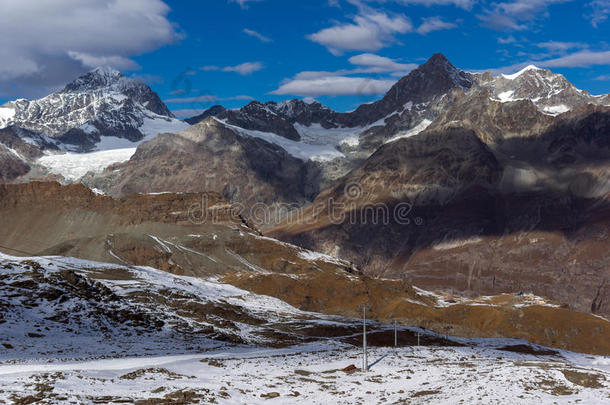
<box><xmin>394</xmin><ymin>320</ymin><xmax>397</xmax><ymax>348</ymax></box>
<box><xmin>362</xmin><ymin>307</ymin><xmax>367</xmax><ymax>372</ymax></box>
<box><xmin>417</xmin><ymin>332</ymin><xmax>420</xmax><ymax>347</ymax></box>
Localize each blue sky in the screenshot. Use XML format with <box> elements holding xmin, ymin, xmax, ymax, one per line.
<box><xmin>1</xmin><ymin>0</ymin><xmax>609</xmax><ymax>115</ymax></box>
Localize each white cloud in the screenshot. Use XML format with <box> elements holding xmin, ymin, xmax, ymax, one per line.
<box><xmin>380</xmin><ymin>0</ymin><xmax>475</xmax><ymax>9</ymax></box>
<box><xmin>482</xmin><ymin>49</ymin><xmax>610</xmax><ymax>75</ymax></box>
<box><xmin>541</xmin><ymin>50</ymin><xmax>610</xmax><ymax>67</ymax></box>
<box><xmin>271</xmin><ymin>51</ymin><xmax>415</xmax><ymax>96</ymax></box>
<box><xmin>416</xmin><ymin>16</ymin><xmax>458</xmax><ymax>34</ymax></box>
<box><xmin>594</xmin><ymin>74</ymin><xmax>610</xmax><ymax>81</ymax></box>
<box><xmin>307</xmin><ymin>10</ymin><xmax>412</xmax><ymax>54</ymax></box>
<box><xmin>589</xmin><ymin>0</ymin><xmax>610</xmax><ymax>27</ymax></box>
<box><xmin>348</xmin><ymin>53</ymin><xmax>417</xmax><ymax>73</ymax></box>
<box><xmin>271</xmin><ymin>76</ymin><xmax>396</xmax><ymax>96</ymax></box>
<box><xmin>229</xmin><ymin>0</ymin><xmax>263</xmax><ymax>9</ymax></box>
<box><xmin>67</xmin><ymin>52</ymin><xmax>140</xmax><ymax>70</ymax></box>
<box><xmin>164</xmin><ymin>95</ymin><xmax>220</xmax><ymax>103</ymax></box>
<box><xmin>172</xmin><ymin>109</ymin><xmax>209</xmax><ymax>118</ymax></box>
<box><xmin>0</xmin><ymin>0</ymin><xmax>180</xmax><ymax>98</ymax></box>
<box><xmin>243</xmin><ymin>28</ymin><xmax>273</xmax><ymax>42</ymax></box>
<box><xmin>497</xmin><ymin>35</ymin><xmax>517</xmax><ymax>44</ymax></box>
<box><xmin>478</xmin><ymin>0</ymin><xmax>574</xmax><ymax>31</ymax></box>
<box><xmin>536</xmin><ymin>41</ymin><xmax>587</xmax><ymax>53</ymax></box>
<box><xmin>223</xmin><ymin>62</ymin><xmax>264</xmax><ymax>75</ymax></box>
<box><xmin>164</xmin><ymin>94</ymin><xmax>253</xmax><ymax>103</ymax></box>
<box><xmin>201</xmin><ymin>62</ymin><xmax>264</xmax><ymax>75</ymax></box>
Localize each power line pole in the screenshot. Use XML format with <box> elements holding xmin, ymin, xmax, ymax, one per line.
<box><xmin>359</xmin><ymin>304</ymin><xmax>370</xmax><ymax>372</ymax></box>
<box><xmin>363</xmin><ymin>306</ymin><xmax>368</xmax><ymax>372</ymax></box>
<box><xmin>394</xmin><ymin>320</ymin><xmax>397</xmax><ymax>348</ymax></box>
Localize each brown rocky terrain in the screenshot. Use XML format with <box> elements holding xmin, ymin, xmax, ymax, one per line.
<box><xmin>269</xmin><ymin>104</ymin><xmax>610</xmax><ymax>318</ymax></box>
<box><xmin>104</xmin><ymin>118</ymin><xmax>321</xmax><ymax>211</ymax></box>
<box><xmin>1</xmin><ymin>182</ymin><xmax>609</xmax><ymax>355</ymax></box>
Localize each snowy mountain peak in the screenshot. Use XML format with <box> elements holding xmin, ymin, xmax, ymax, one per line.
<box><xmin>62</xmin><ymin>66</ymin><xmax>126</xmax><ymax>93</ymax></box>
<box><xmin>0</xmin><ymin>66</ymin><xmax>184</xmax><ymax>154</ymax></box>
<box><xmin>488</xmin><ymin>64</ymin><xmax>605</xmax><ymax>115</ymax></box>
<box><xmin>501</xmin><ymin>65</ymin><xmax>544</xmax><ymax>80</ymax></box>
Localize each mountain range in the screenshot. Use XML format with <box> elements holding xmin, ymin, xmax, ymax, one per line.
<box><xmin>1</xmin><ymin>53</ymin><xmax>609</xmax><ymax>330</ymax></box>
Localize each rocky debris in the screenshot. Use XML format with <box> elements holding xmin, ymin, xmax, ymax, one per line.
<box><xmin>260</xmin><ymin>392</ymin><xmax>281</xmax><ymax>399</ymax></box>
<box><xmin>561</xmin><ymin>370</ymin><xmax>606</xmax><ymax>389</ymax></box>
<box><xmin>342</xmin><ymin>364</ymin><xmax>357</xmax><ymax>373</ymax></box>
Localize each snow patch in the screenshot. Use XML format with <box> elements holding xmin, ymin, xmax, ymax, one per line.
<box><xmin>542</xmin><ymin>104</ymin><xmax>570</xmax><ymax>115</ymax></box>
<box><xmin>385</xmin><ymin>119</ymin><xmax>432</xmax><ymax>143</ymax></box>
<box><xmin>37</xmin><ymin>148</ymin><xmax>136</xmax><ymax>180</ymax></box>
<box><xmin>0</xmin><ymin>107</ymin><xmax>15</xmax><ymax>127</ymax></box>
<box><xmin>501</xmin><ymin>65</ymin><xmax>543</xmax><ymax>80</ymax></box>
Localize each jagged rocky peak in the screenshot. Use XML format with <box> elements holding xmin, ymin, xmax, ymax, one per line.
<box><xmin>345</xmin><ymin>53</ymin><xmax>474</xmax><ymax>128</ymax></box>
<box><xmin>421</xmin><ymin>53</ymin><xmax>473</xmax><ymax>88</ymax></box>
<box><xmin>389</xmin><ymin>53</ymin><xmax>474</xmax><ymax>101</ymax></box>
<box><xmin>272</xmin><ymin>98</ymin><xmax>331</xmax><ymax>117</ymax></box>
<box><xmin>62</xmin><ymin>66</ymin><xmax>125</xmax><ymax>92</ymax></box>
<box><xmin>184</xmin><ymin>105</ymin><xmax>227</xmax><ymax>125</ymax></box>
<box><xmin>0</xmin><ymin>66</ymin><xmax>184</xmax><ymax>152</ymax></box>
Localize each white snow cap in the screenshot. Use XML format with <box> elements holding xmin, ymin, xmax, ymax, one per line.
<box><xmin>501</xmin><ymin>65</ymin><xmax>543</xmax><ymax>80</ymax></box>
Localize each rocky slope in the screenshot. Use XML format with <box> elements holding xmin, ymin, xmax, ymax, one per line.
<box><xmin>269</xmin><ymin>104</ymin><xmax>610</xmax><ymax>317</ymax></box>
<box><xmin>104</xmin><ymin>117</ymin><xmax>322</xmax><ymax>221</ymax></box>
<box><xmin>89</xmin><ymin>54</ymin><xmax>485</xmax><ymax>213</ymax></box>
<box><xmin>1</xmin><ymin>181</ymin><xmax>609</xmax><ymax>355</ymax></box>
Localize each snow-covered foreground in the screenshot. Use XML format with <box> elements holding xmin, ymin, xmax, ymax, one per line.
<box><xmin>0</xmin><ymin>343</ymin><xmax>608</xmax><ymax>404</ymax></box>
<box><xmin>1</xmin><ymin>252</ymin><xmax>609</xmax><ymax>404</ymax></box>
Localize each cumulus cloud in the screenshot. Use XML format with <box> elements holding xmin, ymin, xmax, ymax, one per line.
<box><xmin>348</xmin><ymin>53</ymin><xmax>417</xmax><ymax>74</ymax></box>
<box><xmin>477</xmin><ymin>0</ymin><xmax>574</xmax><ymax>31</ymax></box>
<box><xmin>270</xmin><ymin>52</ymin><xmax>416</xmax><ymax>96</ymax></box>
<box><xmin>416</xmin><ymin>16</ymin><xmax>458</xmax><ymax>34</ymax></box>
<box><xmin>307</xmin><ymin>10</ymin><xmax>412</xmax><ymax>54</ymax></box>
<box><xmin>271</xmin><ymin>76</ymin><xmax>396</xmax><ymax>96</ymax></box>
<box><xmin>243</xmin><ymin>28</ymin><xmax>273</xmax><ymax>42</ymax></box>
<box><xmin>0</xmin><ymin>0</ymin><xmax>180</xmax><ymax>98</ymax></box>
